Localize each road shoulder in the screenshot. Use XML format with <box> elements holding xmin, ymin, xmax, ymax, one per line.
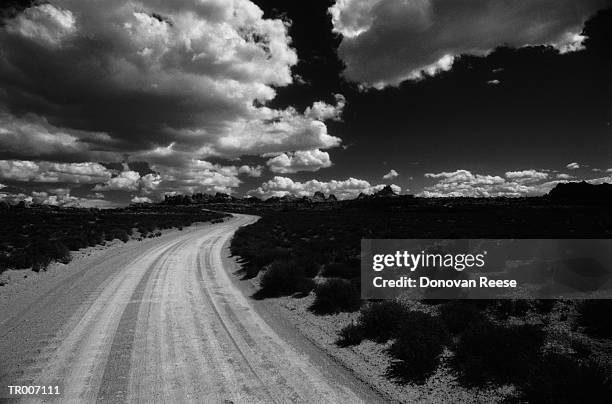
<box><xmin>220</xmin><ymin>239</ymin><xmax>390</xmax><ymax>404</ymax></box>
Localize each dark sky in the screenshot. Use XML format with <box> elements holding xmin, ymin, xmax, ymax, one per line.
<box><xmin>254</xmin><ymin>0</ymin><xmax>611</xmax><ymax>194</ymax></box>
<box><xmin>0</xmin><ymin>0</ymin><xmax>610</xmax><ymax>205</ymax></box>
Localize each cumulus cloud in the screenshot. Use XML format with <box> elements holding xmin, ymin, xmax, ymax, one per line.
<box><xmin>31</xmin><ymin>191</ymin><xmax>79</xmax><ymax>206</ymax></box>
<box><xmin>93</xmin><ymin>171</ymin><xmax>143</xmax><ymax>191</ymax></box>
<box><xmin>330</xmin><ymin>0</ymin><xmax>605</xmax><ymax>87</ymax></box>
<box><xmin>0</xmin><ymin>0</ymin><xmax>343</xmax><ymax>167</ymax></box>
<box><xmin>131</xmin><ymin>196</ymin><xmax>153</xmax><ymax>204</ymax></box>
<box><xmin>24</xmin><ymin>189</ymin><xmax>112</xmax><ymax>207</ymax></box>
<box><xmin>266</xmin><ymin>149</ymin><xmax>332</xmax><ymax>174</ymax></box>
<box><xmin>0</xmin><ymin>157</ymin><xmax>254</xmax><ymax>200</ymax></box>
<box><xmin>0</xmin><ymin>112</ymin><xmax>116</xmax><ymax>162</ymax></box>
<box><xmin>557</xmin><ymin>173</ymin><xmax>575</xmax><ymax>179</ymax></box>
<box><xmin>304</xmin><ymin>94</ymin><xmax>346</xmax><ymax>121</ymax></box>
<box><xmin>0</xmin><ymin>192</ymin><xmax>32</xmax><ymax>205</ymax></box>
<box><xmin>383</xmin><ymin>169</ymin><xmax>398</xmax><ymax>180</ymax></box>
<box><xmin>5</xmin><ymin>3</ymin><xmax>76</xmax><ymax>47</ymax></box>
<box><xmin>504</xmin><ymin>169</ymin><xmax>548</xmax><ymax>183</ymax></box>
<box><xmin>238</xmin><ymin>165</ymin><xmax>263</xmax><ymax>177</ymax></box>
<box><xmin>566</xmin><ymin>162</ymin><xmax>581</xmax><ymax>169</ymax></box>
<box><xmin>421</xmin><ymin>169</ymin><xmax>562</xmax><ymax>197</ymax></box>
<box><xmin>247</xmin><ymin>176</ymin><xmax>400</xmax><ymax>200</ymax></box>
<box><xmin>0</xmin><ymin>160</ymin><xmax>112</xmax><ymax>183</ymax></box>
<box><xmin>151</xmin><ymin>159</ymin><xmax>243</xmax><ymax>195</ymax></box>
<box><xmin>587</xmin><ymin>175</ymin><xmax>612</xmax><ymax>185</ymax></box>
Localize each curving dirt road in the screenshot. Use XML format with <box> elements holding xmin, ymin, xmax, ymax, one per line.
<box><xmin>0</xmin><ymin>215</ymin><xmax>380</xmax><ymax>403</ymax></box>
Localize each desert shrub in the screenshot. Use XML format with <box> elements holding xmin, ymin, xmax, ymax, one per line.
<box><xmin>522</xmin><ymin>352</ymin><xmax>611</xmax><ymax>403</ymax></box>
<box><xmin>336</xmin><ymin>321</ymin><xmax>365</xmax><ymax>347</ymax></box>
<box><xmin>452</xmin><ymin>322</ymin><xmax>544</xmax><ymax>386</ymax></box>
<box><xmin>492</xmin><ymin>299</ymin><xmax>532</xmax><ymax>319</ymax></box>
<box><xmin>292</xmin><ymin>258</ymin><xmax>319</xmax><ymax>278</ymax></box>
<box><xmin>87</xmin><ymin>231</ymin><xmax>104</xmax><ymax>246</ymax></box>
<box><xmin>310</xmin><ymin>278</ymin><xmax>361</xmax><ymax>314</ymax></box>
<box><xmin>64</xmin><ymin>235</ymin><xmax>87</xmax><ymax>250</ymax></box>
<box><xmin>439</xmin><ymin>301</ymin><xmax>487</xmax><ymax>334</ymax></box>
<box><xmin>25</xmin><ymin>239</ymin><xmax>71</xmax><ymax>271</ymax></box>
<box><xmin>257</xmin><ymin>260</ymin><xmax>314</xmax><ymax>298</ymax></box>
<box><xmin>105</xmin><ymin>228</ymin><xmax>130</xmax><ymax>242</ymax></box>
<box><xmin>31</xmin><ymin>256</ymin><xmax>51</xmax><ymax>272</ymax></box>
<box><xmin>386</xmin><ymin>312</ymin><xmax>449</xmax><ymax>383</ymax></box>
<box><xmin>577</xmin><ymin>300</ymin><xmax>612</xmax><ymax>338</ymax></box>
<box><xmin>358</xmin><ymin>300</ymin><xmax>412</xmax><ymax>343</ymax></box>
<box><xmin>49</xmin><ymin>241</ymin><xmax>71</xmax><ymax>264</ymax></box>
<box><xmin>532</xmin><ymin>299</ymin><xmax>556</xmax><ymax>314</ymax></box>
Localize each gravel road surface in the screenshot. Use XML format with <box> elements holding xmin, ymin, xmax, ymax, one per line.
<box><xmin>0</xmin><ymin>215</ymin><xmax>381</xmax><ymax>403</ymax></box>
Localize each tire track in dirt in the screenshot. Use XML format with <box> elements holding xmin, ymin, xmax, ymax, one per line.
<box><xmin>95</xmin><ymin>238</ymin><xmax>191</xmax><ymax>403</ymax></box>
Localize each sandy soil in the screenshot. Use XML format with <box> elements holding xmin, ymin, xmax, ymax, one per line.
<box><xmin>0</xmin><ymin>215</ymin><xmax>379</xmax><ymax>403</ymax></box>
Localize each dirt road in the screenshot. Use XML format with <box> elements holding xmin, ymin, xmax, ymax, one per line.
<box><xmin>0</xmin><ymin>215</ymin><xmax>380</xmax><ymax>403</ymax></box>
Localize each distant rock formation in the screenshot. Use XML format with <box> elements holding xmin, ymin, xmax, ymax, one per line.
<box><xmin>327</xmin><ymin>194</ymin><xmax>337</xmax><ymax>202</ymax></box>
<box><xmin>312</xmin><ymin>191</ymin><xmax>326</xmax><ymax>202</ymax></box>
<box><xmin>548</xmin><ymin>181</ymin><xmax>612</xmax><ymax>204</ymax></box>
<box><xmin>279</xmin><ymin>194</ymin><xmax>300</xmax><ymax>202</ymax></box>
<box><xmin>372</xmin><ymin>185</ymin><xmax>399</xmax><ymax>198</ymax></box>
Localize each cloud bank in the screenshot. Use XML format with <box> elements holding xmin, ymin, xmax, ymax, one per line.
<box><xmin>247</xmin><ymin>176</ymin><xmax>400</xmax><ymax>200</ymax></box>
<box><xmin>330</xmin><ymin>0</ymin><xmax>606</xmax><ymax>87</ymax></box>
<box><xmin>266</xmin><ymin>149</ymin><xmax>332</xmax><ymax>174</ymax></box>
<box><xmin>420</xmin><ymin>169</ymin><xmax>580</xmax><ymax>197</ymax></box>
<box><xmin>0</xmin><ymin>0</ymin><xmax>344</xmax><ymax>164</ymax></box>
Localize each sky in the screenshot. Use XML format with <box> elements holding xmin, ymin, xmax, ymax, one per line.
<box><xmin>0</xmin><ymin>0</ymin><xmax>610</xmax><ymax>206</ymax></box>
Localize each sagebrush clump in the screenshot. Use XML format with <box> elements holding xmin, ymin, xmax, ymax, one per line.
<box><xmin>310</xmin><ymin>278</ymin><xmax>360</xmax><ymax>314</ymax></box>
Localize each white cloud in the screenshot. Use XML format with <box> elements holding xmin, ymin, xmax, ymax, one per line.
<box><xmin>566</xmin><ymin>162</ymin><xmax>581</xmax><ymax>170</ymax></box>
<box><xmin>131</xmin><ymin>196</ymin><xmax>153</xmax><ymax>204</ymax></box>
<box><xmin>556</xmin><ymin>173</ymin><xmax>575</xmax><ymax>179</ymax></box>
<box><xmin>487</xmin><ymin>79</ymin><xmax>501</xmax><ymax>85</ymax></box>
<box><xmin>0</xmin><ymin>112</ymin><xmax>116</xmax><ymax>162</ymax></box>
<box><xmin>330</xmin><ymin>0</ymin><xmax>605</xmax><ymax>87</ymax></box>
<box><xmin>93</xmin><ymin>171</ymin><xmax>142</xmax><ymax>191</ymax></box>
<box><xmin>421</xmin><ymin>169</ymin><xmax>560</xmax><ymax>197</ymax></box>
<box><xmin>304</xmin><ymin>94</ymin><xmax>346</xmax><ymax>121</ymax></box>
<box><xmin>28</xmin><ymin>189</ymin><xmax>115</xmax><ymax>207</ymax></box>
<box><xmin>151</xmin><ymin>159</ymin><xmax>242</xmax><ymax>195</ymax></box>
<box><xmin>247</xmin><ymin>176</ymin><xmax>400</xmax><ymax>200</ymax></box>
<box><xmin>0</xmin><ymin>159</ymin><xmax>249</xmax><ymax>202</ymax></box>
<box><xmin>238</xmin><ymin>165</ymin><xmax>263</xmax><ymax>177</ymax></box>
<box><xmin>0</xmin><ymin>160</ymin><xmax>112</xmax><ymax>183</ymax></box>
<box><xmin>584</xmin><ymin>173</ymin><xmax>612</xmax><ymax>185</ymax></box>
<box><xmin>0</xmin><ymin>192</ymin><xmax>32</xmax><ymax>204</ymax></box>
<box><xmin>139</xmin><ymin>173</ymin><xmax>162</xmax><ymax>192</ymax></box>
<box><xmin>5</xmin><ymin>3</ymin><xmax>76</xmax><ymax>47</ymax></box>
<box><xmin>266</xmin><ymin>149</ymin><xmax>332</xmax><ymax>174</ymax></box>
<box><xmin>383</xmin><ymin>169</ymin><xmax>399</xmax><ymax>180</ymax></box>
<box><xmin>0</xmin><ymin>0</ymin><xmax>344</xmax><ymax>168</ymax></box>
<box><xmin>504</xmin><ymin>169</ymin><xmax>548</xmax><ymax>183</ymax></box>
<box><xmin>217</xmin><ymin>100</ymin><xmax>343</xmax><ymax>156</ymax></box>
<box><xmin>426</xmin><ymin>170</ymin><xmax>506</xmax><ymax>185</ymax></box>
<box><xmin>31</xmin><ymin>191</ymin><xmax>79</xmax><ymax>206</ymax></box>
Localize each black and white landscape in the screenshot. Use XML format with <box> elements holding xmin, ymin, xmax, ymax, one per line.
<box><xmin>0</xmin><ymin>1</ymin><xmax>611</xmax><ymax>403</ymax></box>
